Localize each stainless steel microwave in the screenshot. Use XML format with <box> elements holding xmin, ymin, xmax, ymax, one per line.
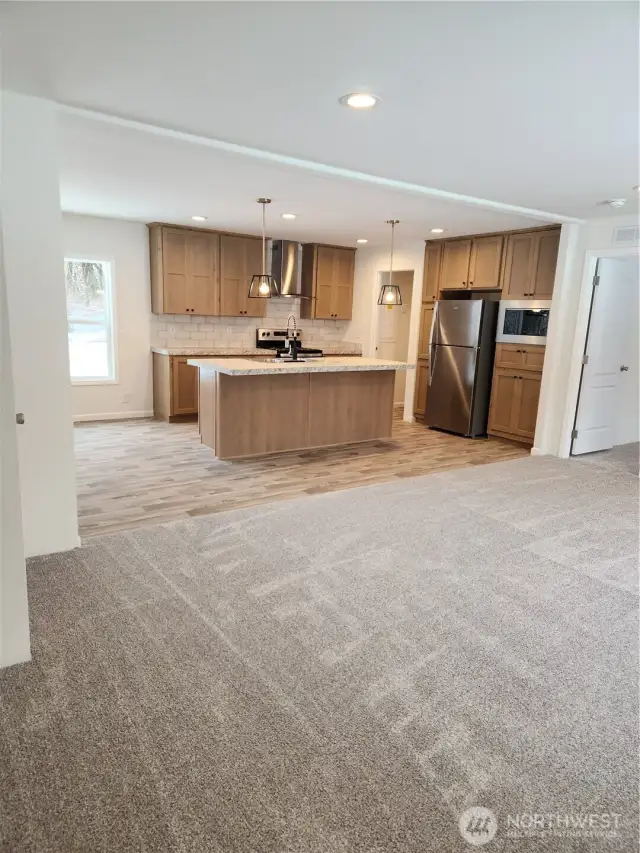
<box><xmin>496</xmin><ymin>300</ymin><xmax>551</xmax><ymax>345</ymax></box>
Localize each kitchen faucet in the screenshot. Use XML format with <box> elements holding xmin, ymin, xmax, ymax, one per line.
<box><xmin>286</xmin><ymin>314</ymin><xmax>298</xmax><ymax>361</ymax></box>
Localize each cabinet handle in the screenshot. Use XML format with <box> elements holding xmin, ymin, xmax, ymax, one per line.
<box><xmin>469</xmin><ymin>281</ymin><xmax>473</xmax><ymax>286</ymax></box>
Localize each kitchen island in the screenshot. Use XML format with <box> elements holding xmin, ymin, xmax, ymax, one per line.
<box><xmin>187</xmin><ymin>357</ymin><xmax>413</xmax><ymax>460</ymax></box>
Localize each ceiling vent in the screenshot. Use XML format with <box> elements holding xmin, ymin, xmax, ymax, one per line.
<box><xmin>613</xmin><ymin>225</ymin><xmax>640</xmax><ymax>246</ymax></box>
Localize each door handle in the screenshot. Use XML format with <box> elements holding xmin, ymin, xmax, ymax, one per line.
<box><xmin>620</xmin><ymin>365</ymin><xmax>629</xmax><ymax>371</ymax></box>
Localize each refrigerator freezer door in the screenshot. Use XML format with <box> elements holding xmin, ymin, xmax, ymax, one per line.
<box><xmin>425</xmin><ymin>345</ymin><xmax>478</xmax><ymax>435</ymax></box>
<box><xmin>434</xmin><ymin>300</ymin><xmax>483</xmax><ymax>348</ymax></box>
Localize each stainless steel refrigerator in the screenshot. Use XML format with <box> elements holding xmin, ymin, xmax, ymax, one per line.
<box><xmin>425</xmin><ymin>299</ymin><xmax>499</xmax><ymax>437</ymax></box>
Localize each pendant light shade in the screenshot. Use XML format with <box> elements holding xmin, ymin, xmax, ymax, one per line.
<box><xmin>377</xmin><ymin>219</ymin><xmax>402</xmax><ymax>306</ymax></box>
<box><xmin>248</xmin><ymin>198</ymin><xmax>279</xmax><ymax>298</ymax></box>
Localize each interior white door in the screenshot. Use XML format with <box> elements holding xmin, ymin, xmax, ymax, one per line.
<box><xmin>614</xmin><ymin>259</ymin><xmax>639</xmax><ymax>445</ymax></box>
<box><xmin>572</xmin><ymin>258</ymin><xmax>635</xmax><ymax>455</ymax></box>
<box><xmin>376</xmin><ymin>278</ymin><xmax>412</xmax><ymax>404</ymax></box>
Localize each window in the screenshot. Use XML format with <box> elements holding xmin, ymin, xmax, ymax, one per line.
<box><xmin>65</xmin><ymin>259</ymin><xmax>116</xmax><ymax>382</ymax></box>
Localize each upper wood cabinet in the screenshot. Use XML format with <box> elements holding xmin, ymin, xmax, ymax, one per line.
<box><xmin>502</xmin><ymin>228</ymin><xmax>560</xmax><ymax>299</ymax></box>
<box><xmin>150</xmin><ymin>225</ymin><xmax>219</xmax><ymax>315</ymax></box>
<box><xmin>300</xmin><ymin>244</ymin><xmax>356</xmax><ymax>320</ymax></box>
<box><xmin>531</xmin><ymin>229</ymin><xmax>560</xmax><ymax>299</ymax></box>
<box><xmin>422</xmin><ymin>243</ymin><xmax>441</xmax><ymax>303</ymax></box>
<box><xmin>440</xmin><ymin>239</ymin><xmax>472</xmax><ymax>290</ymax></box>
<box><xmin>219</xmin><ymin>234</ymin><xmax>266</xmax><ymax>317</ymax></box>
<box><xmin>438</xmin><ymin>236</ymin><xmax>503</xmax><ymax>291</ymax></box>
<box><xmin>468</xmin><ymin>235</ymin><xmax>504</xmax><ymax>289</ymax></box>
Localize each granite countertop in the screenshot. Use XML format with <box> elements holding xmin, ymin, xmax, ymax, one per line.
<box><xmin>152</xmin><ymin>343</ymin><xmax>363</xmax><ymax>357</ymax></box>
<box><xmin>187</xmin><ymin>356</ymin><xmax>414</xmax><ymax>376</ymax></box>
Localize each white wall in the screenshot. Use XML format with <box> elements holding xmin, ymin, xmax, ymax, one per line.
<box><xmin>349</xmin><ymin>241</ymin><xmax>425</xmax><ymax>420</ymax></box>
<box><xmin>63</xmin><ymin>214</ymin><xmax>153</xmax><ymax>421</ymax></box>
<box><xmin>535</xmin><ymin>214</ymin><xmax>640</xmax><ymax>457</ymax></box>
<box><xmin>2</xmin><ymin>92</ymin><xmax>79</xmax><ymax>557</ymax></box>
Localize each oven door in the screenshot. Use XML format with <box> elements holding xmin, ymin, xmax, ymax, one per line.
<box><xmin>496</xmin><ymin>300</ymin><xmax>551</xmax><ymax>345</ymax></box>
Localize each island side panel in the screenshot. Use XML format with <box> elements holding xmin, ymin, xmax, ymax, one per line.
<box><xmin>216</xmin><ymin>373</ymin><xmax>311</xmax><ymax>459</ymax></box>
<box><xmin>198</xmin><ymin>367</ymin><xmax>218</xmax><ymax>452</ymax></box>
<box><xmin>308</xmin><ymin>370</ymin><xmax>395</xmax><ymax>447</ymax></box>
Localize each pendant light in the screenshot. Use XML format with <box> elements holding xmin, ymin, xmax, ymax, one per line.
<box><xmin>377</xmin><ymin>219</ymin><xmax>402</xmax><ymax>306</ymax></box>
<box><xmin>248</xmin><ymin>198</ymin><xmax>279</xmax><ymax>298</ymax></box>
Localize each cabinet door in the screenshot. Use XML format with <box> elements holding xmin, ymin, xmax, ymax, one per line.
<box><xmin>417</xmin><ymin>303</ymin><xmax>434</xmax><ymax>360</ymax></box>
<box><xmin>439</xmin><ymin>240</ymin><xmax>472</xmax><ymax>290</ymax></box>
<box><xmin>502</xmin><ymin>233</ymin><xmax>537</xmax><ymax>298</ymax></box>
<box><xmin>513</xmin><ymin>373</ymin><xmax>541</xmax><ymax>440</ymax></box>
<box><xmin>468</xmin><ymin>235</ymin><xmax>503</xmax><ymax>289</ymax></box>
<box><xmin>414</xmin><ymin>359</ymin><xmax>429</xmax><ymax>418</ymax></box>
<box><xmin>244</xmin><ymin>237</ymin><xmax>267</xmax><ymax>318</ymax></box>
<box><xmin>332</xmin><ymin>248</ymin><xmax>355</xmax><ymax>320</ymax></box>
<box><xmin>219</xmin><ymin>235</ymin><xmax>266</xmax><ymax>317</ymax></box>
<box><xmin>422</xmin><ymin>243</ymin><xmax>441</xmax><ymax>302</ymax></box>
<box><xmin>531</xmin><ymin>230</ymin><xmax>560</xmax><ymax>299</ymax></box>
<box><xmin>162</xmin><ymin>228</ymin><xmax>190</xmax><ymax>314</ymax></box>
<box><xmin>315</xmin><ymin>247</ymin><xmax>336</xmax><ymax>319</ymax></box>
<box><xmin>488</xmin><ymin>369</ymin><xmax>519</xmax><ymax>434</ymax></box>
<box><xmin>187</xmin><ymin>231</ymin><xmax>219</xmax><ymax>315</ymax></box>
<box><xmin>171</xmin><ymin>358</ymin><xmax>198</xmax><ymax>415</ymax></box>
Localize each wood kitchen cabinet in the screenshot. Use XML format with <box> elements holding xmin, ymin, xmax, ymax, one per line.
<box><xmin>150</xmin><ymin>225</ymin><xmax>220</xmax><ymax>315</ymax></box>
<box><xmin>414</xmin><ymin>359</ymin><xmax>429</xmax><ymax>419</ymax></box>
<box><xmin>153</xmin><ymin>354</ymin><xmax>199</xmax><ymax>421</ymax></box>
<box><xmin>422</xmin><ymin>243</ymin><xmax>441</xmax><ymax>302</ymax></box>
<box><xmin>502</xmin><ymin>228</ymin><xmax>560</xmax><ymax>299</ymax></box>
<box><xmin>488</xmin><ymin>344</ymin><xmax>545</xmax><ymax>444</ymax></box>
<box><xmin>219</xmin><ymin>234</ymin><xmax>266</xmax><ymax>317</ymax></box>
<box><xmin>439</xmin><ymin>239</ymin><xmax>472</xmax><ymax>290</ymax></box>
<box><xmin>494</xmin><ymin>343</ymin><xmax>546</xmax><ymax>373</ymax></box>
<box><xmin>468</xmin><ymin>235</ymin><xmax>504</xmax><ymax>289</ymax></box>
<box><xmin>438</xmin><ymin>236</ymin><xmax>503</xmax><ymax>292</ymax></box>
<box><xmin>300</xmin><ymin>244</ymin><xmax>356</xmax><ymax>320</ymax></box>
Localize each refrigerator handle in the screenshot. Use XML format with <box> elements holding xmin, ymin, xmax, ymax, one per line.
<box><xmin>428</xmin><ymin>301</ymin><xmax>438</xmax><ymax>386</ymax></box>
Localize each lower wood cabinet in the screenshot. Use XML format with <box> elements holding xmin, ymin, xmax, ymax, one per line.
<box><xmin>153</xmin><ymin>354</ymin><xmax>199</xmax><ymax>421</ymax></box>
<box><xmin>488</xmin><ymin>344</ymin><xmax>545</xmax><ymax>444</ymax></box>
<box><xmin>414</xmin><ymin>359</ymin><xmax>429</xmax><ymax>419</ymax></box>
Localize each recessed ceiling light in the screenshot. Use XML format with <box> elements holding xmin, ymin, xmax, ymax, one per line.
<box><xmin>191</xmin><ymin>215</ymin><xmax>207</xmax><ymax>221</ymax></box>
<box><xmin>430</xmin><ymin>228</ymin><xmax>446</xmax><ymax>234</ymax></box>
<box><xmin>633</xmin><ymin>185</ymin><xmax>640</xmax><ymax>192</ymax></box>
<box><xmin>281</xmin><ymin>213</ymin><xmax>297</xmax><ymax>220</ymax></box>
<box><xmin>356</xmin><ymin>238</ymin><xmax>368</xmax><ymax>244</ymax></box>
<box><xmin>339</xmin><ymin>92</ymin><xmax>379</xmax><ymax>110</ymax></box>
<box><xmin>608</xmin><ymin>198</ymin><xmax>627</xmax><ymax>208</ymax></box>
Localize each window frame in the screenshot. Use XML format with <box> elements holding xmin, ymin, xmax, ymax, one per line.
<box><xmin>65</xmin><ymin>256</ymin><xmax>118</xmax><ymax>386</ymax></box>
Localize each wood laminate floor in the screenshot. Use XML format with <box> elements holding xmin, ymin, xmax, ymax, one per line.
<box><xmin>74</xmin><ymin>413</ymin><xmax>530</xmax><ymax>538</ymax></box>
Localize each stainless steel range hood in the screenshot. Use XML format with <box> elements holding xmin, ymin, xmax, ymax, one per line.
<box><xmin>270</xmin><ymin>240</ymin><xmax>301</xmax><ymax>298</ymax></box>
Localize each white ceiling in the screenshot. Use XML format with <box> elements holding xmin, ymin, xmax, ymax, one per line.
<box><xmin>2</xmin><ymin>1</ymin><xmax>638</xmax><ymax>235</ymax></box>
<box><xmin>57</xmin><ymin>112</ymin><xmax>550</xmax><ymax>246</ymax></box>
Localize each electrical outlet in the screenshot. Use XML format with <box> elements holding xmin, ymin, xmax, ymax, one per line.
<box><xmin>122</xmin><ymin>393</ymin><xmax>131</xmax><ymax>404</ymax></box>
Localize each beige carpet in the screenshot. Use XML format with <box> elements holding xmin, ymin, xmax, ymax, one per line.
<box><xmin>0</xmin><ymin>454</ymin><xmax>638</xmax><ymax>852</ymax></box>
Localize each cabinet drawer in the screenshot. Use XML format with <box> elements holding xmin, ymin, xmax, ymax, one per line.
<box><xmin>495</xmin><ymin>343</ymin><xmax>545</xmax><ymax>372</ymax></box>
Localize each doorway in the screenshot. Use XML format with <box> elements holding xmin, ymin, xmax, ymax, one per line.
<box><xmin>571</xmin><ymin>256</ymin><xmax>639</xmax><ymax>456</ymax></box>
<box><xmin>374</xmin><ymin>270</ymin><xmax>413</xmax><ymax>406</ymax></box>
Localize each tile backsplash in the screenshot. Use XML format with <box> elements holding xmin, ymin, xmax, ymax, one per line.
<box><xmin>151</xmin><ymin>299</ymin><xmax>355</xmax><ymax>349</ymax></box>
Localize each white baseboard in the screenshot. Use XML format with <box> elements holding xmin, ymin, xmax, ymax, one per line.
<box><xmin>73</xmin><ymin>410</ymin><xmax>154</xmax><ymax>423</ymax></box>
